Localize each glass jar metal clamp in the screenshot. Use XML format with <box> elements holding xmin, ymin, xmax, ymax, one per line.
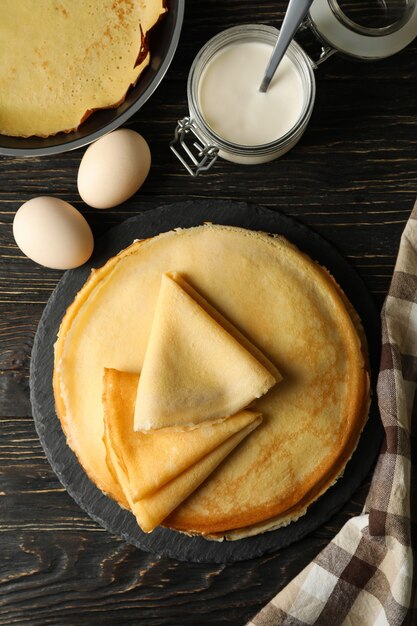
<box><xmin>170</xmin><ymin>0</ymin><xmax>417</xmax><ymax>176</ymax></box>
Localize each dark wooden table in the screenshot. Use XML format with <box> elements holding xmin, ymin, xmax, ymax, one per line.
<box><xmin>1</xmin><ymin>2</ymin><xmax>416</xmax><ymax>625</ymax></box>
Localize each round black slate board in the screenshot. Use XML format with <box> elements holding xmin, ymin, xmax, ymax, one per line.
<box><xmin>30</xmin><ymin>200</ymin><xmax>382</xmax><ymax>563</ymax></box>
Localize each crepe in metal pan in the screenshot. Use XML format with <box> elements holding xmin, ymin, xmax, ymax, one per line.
<box><xmin>0</xmin><ymin>0</ymin><xmax>166</xmax><ymax>137</ymax></box>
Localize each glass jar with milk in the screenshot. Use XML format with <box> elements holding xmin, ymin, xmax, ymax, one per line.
<box><xmin>170</xmin><ymin>0</ymin><xmax>417</xmax><ymax>175</ymax></box>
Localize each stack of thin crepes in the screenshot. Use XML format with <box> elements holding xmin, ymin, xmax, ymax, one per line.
<box><xmin>102</xmin><ymin>272</ymin><xmax>281</xmax><ymax>532</ymax></box>
<box><xmin>54</xmin><ymin>224</ymin><xmax>371</xmax><ymax>539</ymax></box>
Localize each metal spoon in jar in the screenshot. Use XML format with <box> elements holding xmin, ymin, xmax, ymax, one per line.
<box><xmin>259</xmin><ymin>0</ymin><xmax>314</xmax><ymax>93</ymax></box>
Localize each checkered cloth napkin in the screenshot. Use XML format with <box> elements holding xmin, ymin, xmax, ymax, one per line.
<box><xmin>247</xmin><ymin>202</ymin><xmax>417</xmax><ymax>626</ymax></box>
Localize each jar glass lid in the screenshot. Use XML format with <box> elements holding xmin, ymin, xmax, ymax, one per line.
<box><xmin>309</xmin><ymin>0</ymin><xmax>417</xmax><ymax>58</ymax></box>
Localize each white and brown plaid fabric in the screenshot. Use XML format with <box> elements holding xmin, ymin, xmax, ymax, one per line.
<box><xmin>247</xmin><ymin>202</ymin><xmax>417</xmax><ymax>626</ymax></box>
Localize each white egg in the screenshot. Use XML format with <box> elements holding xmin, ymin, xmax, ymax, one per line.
<box><xmin>13</xmin><ymin>197</ymin><xmax>94</xmax><ymax>270</ymax></box>
<box><xmin>77</xmin><ymin>129</ymin><xmax>151</xmax><ymax>209</ymax></box>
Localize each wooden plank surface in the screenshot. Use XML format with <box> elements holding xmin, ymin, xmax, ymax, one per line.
<box><xmin>1</xmin><ymin>1</ymin><xmax>416</xmax><ymax>624</ymax></box>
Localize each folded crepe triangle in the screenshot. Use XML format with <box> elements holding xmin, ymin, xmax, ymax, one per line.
<box><xmin>104</xmin><ymin>368</ymin><xmax>262</xmax><ymax>499</ymax></box>
<box><xmin>103</xmin><ymin>368</ymin><xmax>262</xmax><ymax>532</ymax></box>
<box><xmin>134</xmin><ymin>272</ymin><xmax>280</xmax><ymax>431</ymax></box>
<box><xmin>130</xmin><ymin>424</ymin><xmax>261</xmax><ymax>533</ymax></box>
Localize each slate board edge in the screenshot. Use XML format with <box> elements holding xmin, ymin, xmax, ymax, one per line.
<box><xmin>30</xmin><ymin>200</ymin><xmax>383</xmax><ymax>564</ymax></box>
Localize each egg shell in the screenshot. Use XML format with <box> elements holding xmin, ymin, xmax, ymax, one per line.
<box><xmin>13</xmin><ymin>197</ymin><xmax>94</xmax><ymax>270</ymax></box>
<box><xmin>77</xmin><ymin>129</ymin><xmax>151</xmax><ymax>209</ymax></box>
